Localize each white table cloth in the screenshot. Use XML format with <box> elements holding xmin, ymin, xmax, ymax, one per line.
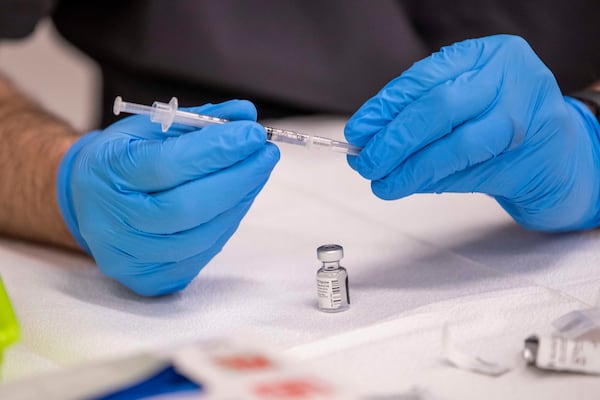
<box><xmin>1</xmin><ymin>116</ymin><xmax>600</xmax><ymax>398</ymax></box>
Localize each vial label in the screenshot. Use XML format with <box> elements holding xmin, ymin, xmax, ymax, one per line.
<box><xmin>317</xmin><ymin>276</ymin><xmax>348</xmax><ymax>310</ymax></box>
<box><xmin>534</xmin><ymin>336</ymin><xmax>600</xmax><ymax>374</ymax></box>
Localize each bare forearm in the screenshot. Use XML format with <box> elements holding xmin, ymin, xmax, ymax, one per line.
<box><xmin>0</xmin><ymin>74</ymin><xmax>80</xmax><ymax>250</ymax></box>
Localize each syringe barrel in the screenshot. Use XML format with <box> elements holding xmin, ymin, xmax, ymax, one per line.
<box><xmin>113</xmin><ymin>96</ymin><xmax>363</xmax><ymax>155</ymax></box>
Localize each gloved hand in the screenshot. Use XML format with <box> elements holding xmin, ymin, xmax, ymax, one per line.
<box><xmin>57</xmin><ymin>100</ymin><xmax>279</xmax><ymax>296</ymax></box>
<box><xmin>345</xmin><ymin>35</ymin><xmax>600</xmax><ymax>232</ymax></box>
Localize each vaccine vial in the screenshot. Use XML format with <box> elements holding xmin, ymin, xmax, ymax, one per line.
<box><xmin>316</xmin><ymin>244</ymin><xmax>350</xmax><ymax>312</ymax></box>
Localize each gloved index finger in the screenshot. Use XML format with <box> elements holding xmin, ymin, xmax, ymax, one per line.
<box><xmin>345</xmin><ymin>35</ymin><xmax>507</xmax><ymax>147</ymax></box>
<box><xmin>111</xmin><ymin>120</ymin><xmax>269</xmax><ymax>192</ymax></box>
<box><xmin>182</xmin><ymin>99</ymin><xmax>257</xmax><ymax>122</ymax></box>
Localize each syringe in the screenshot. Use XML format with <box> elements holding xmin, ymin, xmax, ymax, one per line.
<box><xmin>113</xmin><ymin>96</ymin><xmax>362</xmax><ymax>156</ymax></box>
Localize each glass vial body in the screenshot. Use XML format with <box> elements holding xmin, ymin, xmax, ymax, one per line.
<box><xmin>316</xmin><ymin>244</ymin><xmax>350</xmax><ymax>312</ymax></box>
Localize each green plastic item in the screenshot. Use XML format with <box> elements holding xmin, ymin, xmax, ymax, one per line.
<box><xmin>0</xmin><ymin>276</ymin><xmax>19</xmax><ymax>377</ymax></box>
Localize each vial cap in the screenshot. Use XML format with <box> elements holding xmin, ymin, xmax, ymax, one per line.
<box><xmin>317</xmin><ymin>244</ymin><xmax>344</xmax><ymax>262</ymax></box>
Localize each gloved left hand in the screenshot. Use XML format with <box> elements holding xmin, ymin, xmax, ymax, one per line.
<box><xmin>57</xmin><ymin>100</ymin><xmax>279</xmax><ymax>296</ymax></box>
<box><xmin>345</xmin><ymin>35</ymin><xmax>600</xmax><ymax>232</ymax></box>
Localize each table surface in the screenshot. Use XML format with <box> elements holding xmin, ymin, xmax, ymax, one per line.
<box><xmin>2</xmin><ymin>116</ymin><xmax>600</xmax><ymax>398</ymax></box>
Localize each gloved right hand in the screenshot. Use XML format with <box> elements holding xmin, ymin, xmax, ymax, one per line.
<box><xmin>57</xmin><ymin>100</ymin><xmax>279</xmax><ymax>296</ymax></box>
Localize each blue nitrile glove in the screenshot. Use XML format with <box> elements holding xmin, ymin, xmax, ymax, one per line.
<box><xmin>345</xmin><ymin>35</ymin><xmax>600</xmax><ymax>232</ymax></box>
<box><xmin>57</xmin><ymin>100</ymin><xmax>279</xmax><ymax>296</ymax></box>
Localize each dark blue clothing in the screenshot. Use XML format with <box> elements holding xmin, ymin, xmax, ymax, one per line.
<box><xmin>2</xmin><ymin>1</ymin><xmax>599</xmax><ymax>126</ymax></box>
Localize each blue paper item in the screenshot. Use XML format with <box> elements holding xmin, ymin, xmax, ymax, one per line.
<box><xmin>93</xmin><ymin>365</ymin><xmax>202</xmax><ymax>400</ymax></box>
